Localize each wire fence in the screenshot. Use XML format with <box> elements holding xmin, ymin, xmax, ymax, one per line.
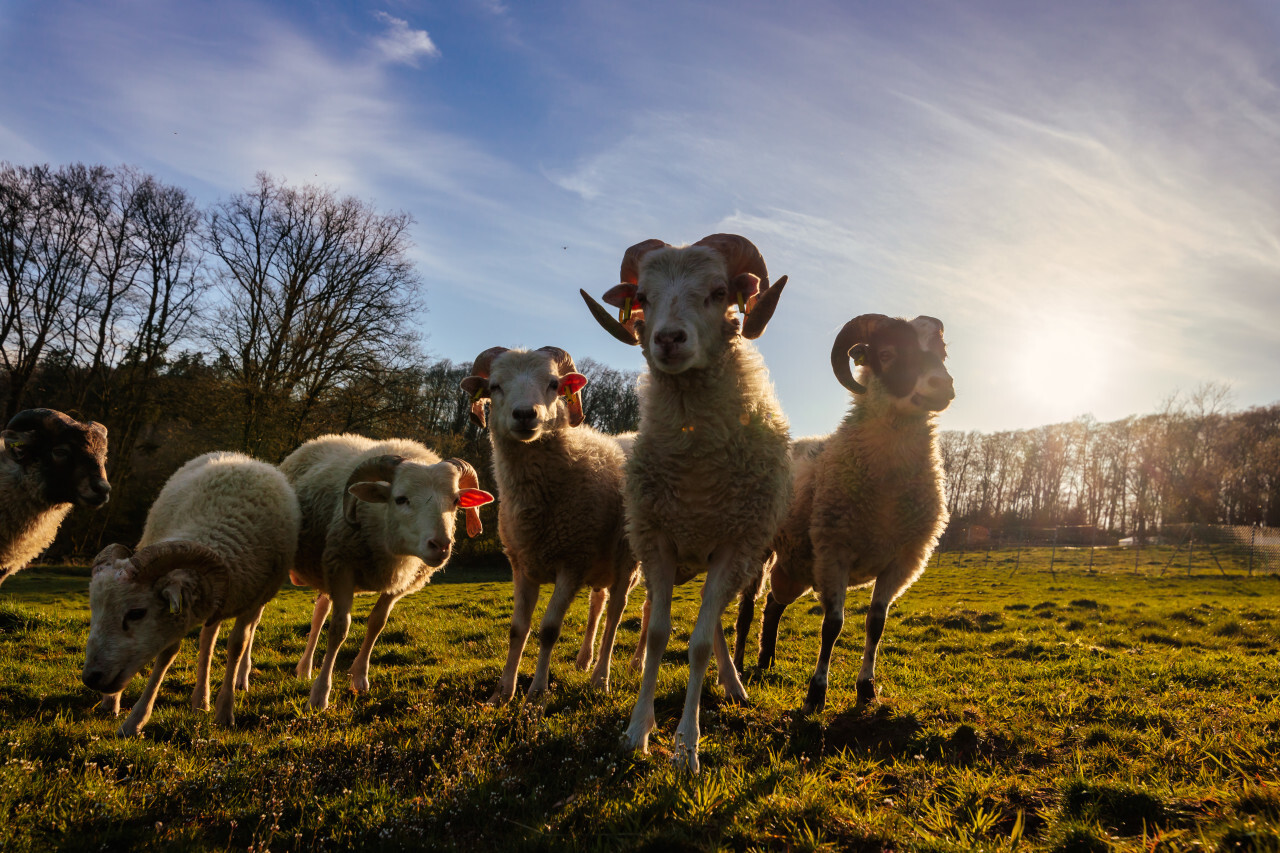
<box><xmin>934</xmin><ymin>523</ymin><xmax>1280</xmax><ymax>577</ymax></box>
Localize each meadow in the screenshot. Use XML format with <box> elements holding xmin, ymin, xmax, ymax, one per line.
<box><xmin>0</xmin><ymin>547</ymin><xmax>1277</xmax><ymax>852</ymax></box>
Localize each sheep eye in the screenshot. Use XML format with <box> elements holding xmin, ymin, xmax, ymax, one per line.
<box><xmin>51</xmin><ymin>447</ymin><xmax>70</xmax><ymax>462</ymax></box>
<box><xmin>490</xmin><ymin>384</ymin><xmax>502</xmax><ymax>394</ymax></box>
<box><xmin>635</xmin><ymin>293</ymin><xmax>648</xmax><ymax>306</ymax></box>
<box><xmin>123</xmin><ymin>608</ymin><xmax>147</xmax><ymax>629</ymax></box>
<box><xmin>395</xmin><ymin>495</ymin><xmax>409</xmax><ymax>506</ymax></box>
<box><xmin>548</xmin><ymin>380</ymin><xmax>559</xmax><ymax>391</ymax></box>
<box><xmin>710</xmin><ymin>288</ymin><xmax>726</xmax><ymax>303</ymax></box>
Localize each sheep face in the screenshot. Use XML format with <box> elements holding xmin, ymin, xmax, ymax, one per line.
<box><xmin>347</xmin><ymin>460</ymin><xmax>493</xmax><ymax>567</ymax></box>
<box><xmin>463</xmin><ymin>349</ymin><xmax>587</xmax><ymax>442</ymax></box>
<box><xmin>627</xmin><ymin>246</ymin><xmax>751</xmax><ymax>374</ymax></box>
<box><xmin>82</xmin><ymin>560</ymin><xmax>199</xmax><ymax>694</ymax></box>
<box><xmin>835</xmin><ymin>315</ymin><xmax>955</xmax><ymax>415</ymax></box>
<box><xmin>3</xmin><ymin>409</ymin><xmax>110</xmax><ymax>508</ymax></box>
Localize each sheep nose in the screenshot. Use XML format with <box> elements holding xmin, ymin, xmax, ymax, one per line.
<box><xmin>82</xmin><ymin>670</ymin><xmax>104</xmax><ymax>691</ymax></box>
<box><xmin>655</xmin><ymin>328</ymin><xmax>687</xmax><ymax>347</ymax></box>
<box><xmin>512</xmin><ymin>407</ymin><xmax>537</xmax><ymax>427</ymax></box>
<box><xmin>929</xmin><ymin>375</ymin><xmax>955</xmax><ymax>400</ymax></box>
<box><xmin>425</xmin><ymin>538</ymin><xmax>452</xmax><ymax>565</ymax></box>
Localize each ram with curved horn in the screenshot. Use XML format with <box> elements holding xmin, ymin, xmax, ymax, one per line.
<box><xmin>281</xmin><ymin>433</ymin><xmax>494</xmax><ymax>710</ymax></box>
<box><xmin>745</xmin><ymin>313</ymin><xmax>954</xmax><ymax>714</ymax></box>
<box><xmin>581</xmin><ymin>233</ymin><xmax>795</xmax><ymax>772</ymax></box>
<box><xmin>83</xmin><ymin>452</ymin><xmax>300</xmax><ymax>737</ymax></box>
<box><xmin>460</xmin><ymin>345</ymin><xmax>641</xmax><ymax>702</ymax></box>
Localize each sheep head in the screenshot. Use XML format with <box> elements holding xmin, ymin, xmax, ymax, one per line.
<box><xmin>580</xmin><ymin>234</ymin><xmax>789</xmax><ymax>373</ymax></box>
<box><xmin>345</xmin><ymin>454</ymin><xmax>494</xmax><ymax>567</ymax></box>
<box><xmin>82</xmin><ymin>540</ymin><xmax>230</xmax><ymax>695</ymax></box>
<box><xmin>831</xmin><ymin>314</ymin><xmax>954</xmax><ymax>414</ymax></box>
<box><xmin>3</xmin><ymin>408</ymin><xmax>111</xmax><ymax>508</ymax></box>
<box><xmin>460</xmin><ymin>347</ymin><xmax>590</xmax><ymax>442</ymax></box>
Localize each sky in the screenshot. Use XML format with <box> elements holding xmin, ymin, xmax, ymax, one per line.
<box><xmin>2</xmin><ymin>0</ymin><xmax>1278</xmax><ymax>436</ymax></box>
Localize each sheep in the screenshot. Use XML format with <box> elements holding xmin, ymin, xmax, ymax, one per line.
<box><xmin>580</xmin><ymin>233</ymin><xmax>792</xmax><ymax>772</ymax></box>
<box><xmin>280</xmin><ymin>434</ymin><xmax>494</xmax><ymax>710</ymax></box>
<box><xmin>753</xmin><ymin>314</ymin><xmax>954</xmax><ymax>713</ymax></box>
<box><xmin>81</xmin><ymin>451</ymin><xmax>299</xmax><ymax>737</ymax></box>
<box><xmin>0</xmin><ymin>408</ymin><xmax>110</xmax><ymax>585</ymax></box>
<box><xmin>460</xmin><ymin>346</ymin><xmax>641</xmax><ymax>702</ymax></box>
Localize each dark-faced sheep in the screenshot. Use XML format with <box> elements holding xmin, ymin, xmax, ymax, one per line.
<box><xmin>581</xmin><ymin>233</ymin><xmax>792</xmax><ymax>772</ymax></box>
<box><xmin>0</xmin><ymin>408</ymin><xmax>110</xmax><ymax>585</ymax></box>
<box><xmin>755</xmin><ymin>314</ymin><xmax>954</xmax><ymax>713</ymax></box>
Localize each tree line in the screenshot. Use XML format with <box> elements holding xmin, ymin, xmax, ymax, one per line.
<box><xmin>938</xmin><ymin>384</ymin><xmax>1280</xmax><ymax>537</ymax></box>
<box><xmin>4</xmin><ymin>162</ymin><xmax>1277</xmax><ymax>563</ymax></box>
<box><xmin>1</xmin><ymin>163</ymin><xmax>639</xmax><ymax>561</ymax></box>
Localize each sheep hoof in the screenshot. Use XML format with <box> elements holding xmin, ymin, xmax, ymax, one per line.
<box><xmin>192</xmin><ymin>697</ymin><xmax>209</xmax><ymax>712</ymax></box>
<box><xmin>855</xmin><ymin>679</ymin><xmax>877</xmax><ymax>705</ymax></box>
<box><xmin>802</xmin><ymin>679</ymin><xmax>827</xmax><ymax>715</ymax></box>
<box><xmin>487</xmin><ymin>690</ymin><xmax>512</xmax><ymax>706</ymax></box>
<box><xmin>350</xmin><ymin>675</ymin><xmax>370</xmax><ymax>693</ymax></box>
<box><xmin>575</xmin><ymin>653</ymin><xmax>593</xmax><ymax>671</ymax></box>
<box><xmin>294</xmin><ymin>664</ymin><xmax>312</xmax><ymax>680</ymax></box>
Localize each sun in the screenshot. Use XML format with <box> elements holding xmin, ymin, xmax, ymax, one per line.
<box><xmin>1012</xmin><ymin>314</ymin><xmax>1109</xmax><ymax>417</ymax></box>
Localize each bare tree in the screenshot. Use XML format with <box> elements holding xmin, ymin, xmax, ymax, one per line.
<box><xmin>205</xmin><ymin>174</ymin><xmax>422</xmax><ymax>458</ymax></box>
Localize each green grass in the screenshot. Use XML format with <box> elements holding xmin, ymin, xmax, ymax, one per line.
<box><xmin>0</xmin><ymin>548</ymin><xmax>1277</xmax><ymax>851</ymax></box>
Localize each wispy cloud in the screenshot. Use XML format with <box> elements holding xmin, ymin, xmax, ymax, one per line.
<box><xmin>371</xmin><ymin>11</ymin><xmax>440</xmax><ymax>66</ymax></box>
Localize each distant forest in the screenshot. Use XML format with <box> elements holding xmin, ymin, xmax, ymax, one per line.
<box><xmin>3</xmin><ymin>163</ymin><xmax>1277</xmax><ymax>563</ymax></box>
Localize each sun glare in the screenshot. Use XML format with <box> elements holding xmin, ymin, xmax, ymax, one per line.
<box><xmin>1012</xmin><ymin>317</ymin><xmax>1109</xmax><ymax>418</ymax></box>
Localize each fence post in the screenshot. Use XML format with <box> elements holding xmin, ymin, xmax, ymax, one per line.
<box><xmin>1249</xmin><ymin>523</ymin><xmax>1256</xmax><ymax>577</ymax></box>
<box><xmin>1049</xmin><ymin>527</ymin><xmax>1058</xmax><ymax>579</ymax></box>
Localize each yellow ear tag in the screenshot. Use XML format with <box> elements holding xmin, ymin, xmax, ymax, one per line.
<box><xmin>472</xmin><ymin>387</ymin><xmax>485</xmax><ymax>404</ymax></box>
<box><xmin>737</xmin><ymin>293</ymin><xmax>746</xmax><ymax>315</ymax></box>
<box><xmin>618</xmin><ymin>296</ymin><xmax>633</xmax><ymax>324</ymax></box>
<box><xmin>854</xmin><ymin>351</ymin><xmax>867</xmax><ymax>367</ymax></box>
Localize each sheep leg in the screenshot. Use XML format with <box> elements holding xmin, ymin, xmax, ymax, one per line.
<box><xmin>118</xmin><ymin>639</ymin><xmax>182</xmax><ymax>737</ymax></box>
<box><xmin>622</xmin><ymin>558</ymin><xmax>675</xmax><ymax>756</ymax></box>
<box><xmin>348</xmin><ymin>592</ymin><xmax>399</xmax><ymax>692</ymax></box>
<box><xmin>310</xmin><ymin>582</ymin><xmax>354</xmax><ymax>710</ymax></box>
<box><xmin>757</xmin><ymin>567</ymin><xmax>804</xmax><ymax>670</ymax></box>
<box><xmin>191</xmin><ymin>622</ymin><xmax>220</xmax><ymax>711</ymax></box>
<box><xmin>235</xmin><ymin>607</ymin><xmax>265</xmax><ymax>691</ymax></box>
<box><xmin>576</xmin><ymin>587</ymin><xmax>606</xmax><ymax>670</ymax></box>
<box><xmin>490</xmin><ymin>568</ymin><xmax>540</xmax><ymax>704</ymax></box>
<box><xmin>295</xmin><ymin>594</ymin><xmax>331</xmax><ymax>680</ymax></box>
<box><xmin>732</xmin><ymin>586</ymin><xmax>755</xmax><ymax>677</ymax></box>
<box><xmin>855</xmin><ymin>584</ymin><xmax>892</xmax><ymax>705</ymax></box>
<box><xmin>214</xmin><ymin>611</ymin><xmax>258</xmax><ymax>727</ymax></box>
<box><xmin>628</xmin><ymin>592</ymin><xmax>651</xmax><ymax>673</ymax></box>
<box><xmin>673</xmin><ymin>546</ymin><xmax>744</xmax><ymax>773</ymax></box>
<box><xmin>590</xmin><ymin>571</ymin><xmax>634</xmax><ymax>690</ymax></box>
<box><xmin>802</xmin><ymin>584</ymin><xmax>848</xmax><ymax>715</ymax></box>
<box><xmin>528</xmin><ymin>574</ymin><xmax>579</xmax><ymax>697</ymax></box>
<box><xmin>714</xmin><ymin>621</ymin><xmax>749</xmax><ymax>702</ymax></box>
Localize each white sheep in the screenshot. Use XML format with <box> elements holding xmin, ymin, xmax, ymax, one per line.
<box><xmin>82</xmin><ymin>451</ymin><xmax>299</xmax><ymax>737</ymax></box>
<box><xmin>754</xmin><ymin>314</ymin><xmax>954</xmax><ymax>712</ymax></box>
<box><xmin>460</xmin><ymin>346</ymin><xmax>641</xmax><ymax>702</ymax></box>
<box><xmin>581</xmin><ymin>233</ymin><xmax>792</xmax><ymax>772</ymax></box>
<box><xmin>0</xmin><ymin>408</ymin><xmax>110</xmax><ymax>585</ymax></box>
<box><xmin>281</xmin><ymin>434</ymin><xmax>493</xmax><ymax>710</ymax></box>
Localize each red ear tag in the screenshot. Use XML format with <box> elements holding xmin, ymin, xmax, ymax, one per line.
<box><xmin>618</xmin><ymin>296</ymin><xmax>633</xmax><ymax>324</ymax></box>
<box><xmin>559</xmin><ymin>373</ymin><xmax>588</xmax><ymax>397</ymax></box>
<box><xmin>458</xmin><ymin>489</ymin><xmax>494</xmax><ymax>508</ymax></box>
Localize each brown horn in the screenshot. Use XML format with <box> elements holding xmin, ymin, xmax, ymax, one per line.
<box><xmin>910</xmin><ymin>316</ymin><xmax>947</xmax><ymax>359</ymax></box>
<box><xmin>91</xmin><ymin>543</ymin><xmax>133</xmax><ymax>574</ymax></box>
<box><xmin>462</xmin><ymin>347</ymin><xmax>510</xmax><ymax>428</ymax></box>
<box><xmin>445</xmin><ymin>458</ymin><xmax>487</xmax><ymax>538</ymax></box>
<box><xmin>344</xmin><ymin>454</ymin><xmax>405</xmax><ymax>525</ymax></box>
<box><xmin>620</xmin><ymin>238</ymin><xmax>670</xmax><ymax>284</ymax></box>
<box><xmin>831</xmin><ymin>314</ymin><xmax>894</xmax><ymax>395</ymax></box>
<box><xmin>694</xmin><ymin>234</ymin><xmax>788</xmax><ymax>339</ymax></box>
<box><xmin>581</xmin><ymin>289</ymin><xmax>640</xmax><ymax>345</ymax></box>
<box><xmin>127</xmin><ymin>540</ymin><xmax>230</xmax><ymax>623</ymax></box>
<box><xmin>741</xmin><ymin>275</ymin><xmax>788</xmax><ymax>340</ymax></box>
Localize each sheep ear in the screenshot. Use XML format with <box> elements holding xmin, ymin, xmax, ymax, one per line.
<box><xmin>2</xmin><ymin>429</ymin><xmax>34</xmax><ymax>463</ymax></box>
<box><xmin>458</xmin><ymin>488</ymin><xmax>494</xmax><ymax>509</ymax></box>
<box><xmin>156</xmin><ymin>570</ymin><xmax>203</xmax><ymax>617</ymax></box>
<box><xmin>459</xmin><ymin>376</ymin><xmax>490</xmax><ymax>429</ymax></box>
<box><xmin>559</xmin><ymin>373</ymin><xmax>588</xmax><ymax>427</ymax></box>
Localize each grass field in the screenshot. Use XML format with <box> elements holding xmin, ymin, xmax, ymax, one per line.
<box><xmin>1</xmin><ymin>548</ymin><xmax>1277</xmax><ymax>851</ymax></box>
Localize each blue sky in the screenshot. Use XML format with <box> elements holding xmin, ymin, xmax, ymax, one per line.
<box><xmin>2</xmin><ymin>0</ymin><xmax>1278</xmax><ymax>436</ymax></box>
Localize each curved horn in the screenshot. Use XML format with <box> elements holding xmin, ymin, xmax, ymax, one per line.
<box><xmin>694</xmin><ymin>234</ymin><xmax>788</xmax><ymax>339</ymax></box>
<box><xmin>581</xmin><ymin>289</ymin><xmax>640</xmax><ymax>345</ymax></box>
<box><xmin>91</xmin><ymin>543</ymin><xmax>133</xmax><ymax>575</ymax></box>
<box><xmin>537</xmin><ymin>346</ymin><xmax>586</xmax><ymax>427</ymax></box>
<box><xmin>127</xmin><ymin>540</ymin><xmax>230</xmax><ymax>623</ymax></box>
<box><xmin>910</xmin><ymin>316</ymin><xmax>947</xmax><ymax>360</ymax></box>
<box><xmin>620</xmin><ymin>238</ymin><xmax>670</xmax><ymax>284</ymax></box>
<box><xmin>445</xmin><ymin>458</ymin><xmax>489</xmax><ymax>538</ymax></box>
<box><xmin>468</xmin><ymin>346</ymin><xmax>510</xmax><ymax>381</ymax></box>
<box><xmin>831</xmin><ymin>314</ymin><xmax>894</xmax><ymax>395</ymax></box>
<box><xmin>344</xmin><ymin>454</ymin><xmax>405</xmax><ymax>525</ymax></box>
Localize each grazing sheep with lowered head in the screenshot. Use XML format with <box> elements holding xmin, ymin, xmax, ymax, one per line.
<box><xmin>460</xmin><ymin>346</ymin><xmax>640</xmax><ymax>702</ymax></box>
<box><xmin>754</xmin><ymin>314</ymin><xmax>954</xmax><ymax>712</ymax></box>
<box><xmin>581</xmin><ymin>233</ymin><xmax>792</xmax><ymax>772</ymax></box>
<box><xmin>0</xmin><ymin>408</ymin><xmax>110</xmax><ymax>585</ymax></box>
<box><xmin>281</xmin><ymin>434</ymin><xmax>493</xmax><ymax>710</ymax></box>
<box><xmin>82</xmin><ymin>451</ymin><xmax>299</xmax><ymax>736</ymax></box>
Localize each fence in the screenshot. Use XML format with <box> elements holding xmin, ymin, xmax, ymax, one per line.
<box><xmin>934</xmin><ymin>523</ymin><xmax>1280</xmax><ymax>577</ymax></box>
